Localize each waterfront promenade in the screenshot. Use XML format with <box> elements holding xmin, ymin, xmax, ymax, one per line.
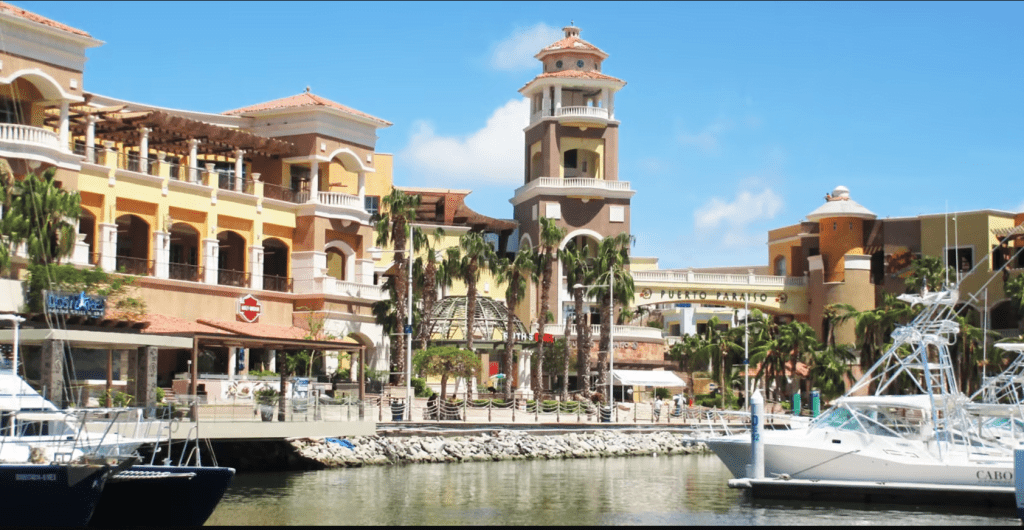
<box><xmin>164</xmin><ymin>394</ymin><xmax>791</xmax><ymax>442</ymax></box>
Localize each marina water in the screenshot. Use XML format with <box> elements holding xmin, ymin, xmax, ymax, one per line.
<box><xmin>207</xmin><ymin>454</ymin><xmax>1015</xmax><ymax>525</ymax></box>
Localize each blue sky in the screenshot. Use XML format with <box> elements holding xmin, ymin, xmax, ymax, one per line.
<box><xmin>21</xmin><ymin>1</ymin><xmax>1024</xmax><ymax>269</ymax></box>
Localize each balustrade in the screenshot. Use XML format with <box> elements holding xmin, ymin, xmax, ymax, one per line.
<box><xmin>0</xmin><ymin>123</ymin><xmax>62</xmax><ymax>150</ymax></box>
<box><xmin>115</xmin><ymin>256</ymin><xmax>152</xmax><ymax>276</ymax></box>
<box><xmin>168</xmin><ymin>263</ymin><xmax>202</xmax><ymax>282</ymax></box>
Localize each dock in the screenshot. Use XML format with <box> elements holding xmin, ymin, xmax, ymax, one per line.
<box><xmin>729</xmin><ymin>477</ymin><xmax>1014</xmax><ymax>509</ymax></box>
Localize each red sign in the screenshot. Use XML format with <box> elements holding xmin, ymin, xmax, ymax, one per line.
<box><xmin>237</xmin><ymin>294</ymin><xmax>262</xmax><ymax>323</ymax></box>
<box><xmin>533</xmin><ymin>333</ymin><xmax>554</xmax><ymax>343</ymax></box>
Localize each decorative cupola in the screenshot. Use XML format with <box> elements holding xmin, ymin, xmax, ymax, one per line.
<box><xmin>807</xmin><ymin>185</ymin><xmax>876</xmax><ymax>283</ymax></box>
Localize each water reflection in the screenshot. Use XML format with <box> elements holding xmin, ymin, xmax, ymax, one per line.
<box><xmin>207</xmin><ymin>455</ymin><xmax>1016</xmax><ymax>526</ymax></box>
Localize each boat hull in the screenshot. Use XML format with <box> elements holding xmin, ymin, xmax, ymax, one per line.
<box><xmin>0</xmin><ymin>463</ymin><xmax>109</xmax><ymax>526</ymax></box>
<box><xmin>88</xmin><ymin>465</ymin><xmax>235</xmax><ymax>527</ymax></box>
<box><xmin>709</xmin><ymin>432</ymin><xmax>1014</xmax><ymax>488</ymax></box>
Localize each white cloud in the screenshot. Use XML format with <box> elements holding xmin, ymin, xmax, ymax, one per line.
<box><xmin>693</xmin><ymin>187</ymin><xmax>783</xmax><ymax>249</ymax></box>
<box><xmin>400</xmin><ymin>98</ymin><xmax>529</xmax><ymax>187</ymax></box>
<box><xmin>677</xmin><ymin>119</ymin><xmax>732</xmax><ymax>155</ymax></box>
<box><xmin>490</xmin><ymin>23</ymin><xmax>563</xmax><ymax>71</ymax></box>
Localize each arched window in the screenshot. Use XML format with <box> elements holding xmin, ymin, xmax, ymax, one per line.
<box><xmin>774</xmin><ymin>256</ymin><xmax>786</xmax><ymax>277</ymax></box>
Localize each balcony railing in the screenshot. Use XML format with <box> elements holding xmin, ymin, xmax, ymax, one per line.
<box><xmin>217</xmin><ymin>172</ymin><xmax>254</xmax><ymax>195</ymax></box>
<box><xmin>262</xmin><ymin>183</ymin><xmax>301</xmax><ymax>203</ymax></box>
<box><xmin>115</xmin><ymin>256</ymin><xmax>152</xmax><ymax>276</ymax></box>
<box><xmin>316</xmin><ymin>277</ymin><xmax>386</xmax><ymax>300</ymax></box>
<box><xmin>513</xmin><ymin>177</ymin><xmax>632</xmax><ymax>198</ymax></box>
<box><xmin>630</xmin><ymin>270</ymin><xmax>807</xmax><ymax>287</ymax></box>
<box><xmin>217</xmin><ymin>269</ymin><xmax>250</xmax><ymax>288</ymax></box>
<box><xmin>168</xmin><ymin>263</ymin><xmax>202</xmax><ymax>282</ymax></box>
<box><xmin>294</xmin><ymin>191</ymin><xmax>365</xmax><ymax>210</ymax></box>
<box><xmin>0</xmin><ymin>123</ymin><xmax>63</xmax><ymax>151</ymax></box>
<box><xmin>116</xmin><ymin>151</ymin><xmax>160</xmax><ymax>177</ymax></box>
<box><xmin>262</xmin><ymin>275</ymin><xmax>293</xmax><ymax>293</ymax></box>
<box><xmin>530</xmin><ymin>106</ymin><xmax>611</xmax><ymax>124</ymax></box>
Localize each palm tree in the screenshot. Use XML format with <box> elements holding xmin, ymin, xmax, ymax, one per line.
<box><xmin>374</xmin><ymin>188</ymin><xmax>421</xmax><ymax>384</ymax></box>
<box><xmin>533</xmin><ymin>216</ymin><xmax>566</xmax><ymax>396</ymax></box>
<box><xmin>6</xmin><ymin>167</ymin><xmax>81</xmax><ymax>267</ymax></box>
<box><xmin>692</xmin><ymin>316</ymin><xmax>744</xmax><ymax>408</ymax></box>
<box><xmin>495</xmin><ymin>248</ymin><xmax>535</xmax><ymax>397</ymax></box>
<box><xmin>1004</xmin><ymin>273</ymin><xmax>1024</xmax><ymax>330</ymax></box>
<box><xmin>588</xmin><ymin>232</ymin><xmax>634</xmax><ymax>400</ymax></box>
<box><xmin>953</xmin><ymin>310</ymin><xmax>1000</xmax><ymax>394</ymax></box>
<box><xmin>807</xmin><ymin>344</ymin><xmax>855</xmax><ymax>401</ymax></box>
<box><xmin>905</xmin><ymin>255</ymin><xmax>954</xmax><ymax>293</ymax></box>
<box><xmin>413</xmin><ymin>227</ymin><xmax>446</xmax><ymax>349</ymax></box>
<box><xmin>446</xmin><ymin>231</ymin><xmax>497</xmax><ymax>354</ymax></box>
<box><xmin>823</xmin><ymin>303</ymin><xmax>857</xmax><ymax>350</ymax></box>
<box><xmin>669</xmin><ymin>333</ymin><xmax>705</xmax><ymax>401</ymax></box>
<box><xmin>560</xmin><ymin>240</ymin><xmax>590</xmax><ymax>399</ymax></box>
<box><xmin>776</xmin><ymin>321</ymin><xmax>821</xmax><ymax>398</ymax></box>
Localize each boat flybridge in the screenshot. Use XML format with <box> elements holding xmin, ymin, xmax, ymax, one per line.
<box><xmin>708</xmin><ymin>287</ymin><xmax>1018</xmax><ymax>487</ymax></box>
<box><xmin>965</xmin><ymin>342</ymin><xmax>1024</xmax><ymax>446</ymax></box>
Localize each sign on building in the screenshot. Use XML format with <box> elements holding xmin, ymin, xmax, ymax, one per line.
<box><xmin>237</xmin><ymin>294</ymin><xmax>262</xmax><ymax>323</ymax></box>
<box><xmin>43</xmin><ymin>291</ymin><xmax>106</xmax><ymax>319</ymax></box>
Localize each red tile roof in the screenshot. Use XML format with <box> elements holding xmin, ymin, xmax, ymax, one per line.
<box><xmin>198</xmin><ymin>319</ymin><xmax>358</xmax><ymax>345</ymax></box>
<box><xmin>140</xmin><ymin>313</ymin><xmax>228</xmax><ymax>335</ymax></box>
<box><xmin>539</xmin><ymin>35</ymin><xmax>606</xmax><ymax>56</ymax></box>
<box><xmin>0</xmin><ymin>2</ymin><xmax>91</xmax><ymax>38</ymax></box>
<box><xmin>223</xmin><ymin>91</ymin><xmax>392</xmax><ymax>126</ymax></box>
<box><xmin>521</xmin><ymin>70</ymin><xmax>626</xmax><ymax>91</ymax></box>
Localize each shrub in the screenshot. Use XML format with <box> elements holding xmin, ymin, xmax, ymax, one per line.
<box><xmin>654</xmin><ymin>388</ymin><xmax>672</xmax><ymax>399</ymax></box>
<box><xmin>411</xmin><ymin>377</ymin><xmax>435</xmax><ymax>398</ymax></box>
<box><xmin>155</xmin><ymin>387</ymin><xmax>166</xmax><ymax>404</ymax></box>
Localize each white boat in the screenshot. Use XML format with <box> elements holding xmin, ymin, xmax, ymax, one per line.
<box><xmin>709</xmin><ymin>287</ymin><xmax>1017</xmax><ymax>488</ymax></box>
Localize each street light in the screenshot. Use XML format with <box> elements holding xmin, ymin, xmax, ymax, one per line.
<box><xmin>574</xmin><ymin>263</ymin><xmax>615</xmax><ymax>410</ymax></box>
<box><xmin>368</xmin><ymin>220</ymin><xmax>414</xmax><ymax>420</ymax></box>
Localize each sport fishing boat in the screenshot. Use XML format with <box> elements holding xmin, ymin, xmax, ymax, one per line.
<box><xmin>0</xmin><ymin>315</ymin><xmax>234</xmax><ymax>526</ymax></box>
<box><xmin>708</xmin><ymin>288</ymin><xmax>1017</xmax><ymax>488</ymax></box>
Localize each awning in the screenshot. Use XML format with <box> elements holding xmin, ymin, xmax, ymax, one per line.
<box><xmin>611</xmin><ymin>369</ymin><xmax>686</xmax><ymax>388</ymax></box>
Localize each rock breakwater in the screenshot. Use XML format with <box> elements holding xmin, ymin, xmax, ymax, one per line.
<box><xmin>288</xmin><ymin>430</ymin><xmax>709</xmax><ymax>468</ymax></box>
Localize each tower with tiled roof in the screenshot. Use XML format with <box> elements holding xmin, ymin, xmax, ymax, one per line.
<box><xmin>511</xmin><ymin>25</ymin><xmax>634</xmax><ymax>327</ymax></box>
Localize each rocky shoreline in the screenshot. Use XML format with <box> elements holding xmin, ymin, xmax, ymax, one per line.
<box><xmin>287</xmin><ymin>430</ymin><xmax>710</xmax><ymax>468</ymax></box>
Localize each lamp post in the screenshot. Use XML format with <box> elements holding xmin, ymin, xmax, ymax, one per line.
<box><xmin>574</xmin><ymin>263</ymin><xmax>615</xmax><ymax>409</ymax></box>
<box><xmin>367</xmin><ymin>220</ymin><xmax>414</xmax><ymax>421</ymax></box>
<box><xmin>744</xmin><ymin>296</ymin><xmax>749</xmax><ymax>414</ymax></box>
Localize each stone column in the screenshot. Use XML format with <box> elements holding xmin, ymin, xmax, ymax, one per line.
<box><xmin>553</xmin><ymin>86</ymin><xmax>562</xmax><ymax>115</ymax></box>
<box><xmin>126</xmin><ymin>347</ymin><xmax>139</xmax><ymax>400</ymax></box>
<box><xmin>308</xmin><ymin>161</ymin><xmax>319</xmax><ymax>203</ymax></box>
<box><xmin>228</xmin><ymin>347</ymin><xmax>237</xmax><ymax>380</ymax></box>
<box><xmin>85</xmin><ymin>115</ymin><xmax>97</xmax><ymax>162</ymax></box>
<box><xmin>98</xmin><ymin>222</ymin><xmax>118</xmax><ymax>272</ymax></box>
<box><xmin>153</xmin><ymin>230</ymin><xmax>169</xmax><ymax>279</ymax></box>
<box><xmin>234</xmin><ymin>149</ymin><xmax>245</xmax><ymax>191</ymax></box>
<box><xmin>137</xmin><ymin>346</ymin><xmax>158</xmax><ymax>409</ymax></box>
<box><xmin>608</xmin><ymin>90</ymin><xmax>615</xmax><ymax>119</ymax></box>
<box><xmin>541</xmin><ymin>88</ymin><xmax>550</xmax><ymax>117</ymax></box>
<box><xmin>203</xmin><ymin>238</ymin><xmax>219</xmax><ymax>284</ymax></box>
<box><xmin>41</xmin><ymin>339</ymin><xmax>64</xmax><ymax>406</ymax></box>
<box><xmin>58</xmin><ymin>100</ymin><xmax>70</xmax><ymax>150</ymax></box>
<box><xmin>267</xmin><ymin>349</ymin><xmax>276</xmax><ymax>372</ymax></box>
<box><xmin>249</xmin><ymin>245</ymin><xmax>265</xmax><ymax>291</ymax></box>
<box><xmin>357</xmin><ymin>172</ymin><xmax>366</xmax><ymax>204</ymax></box>
<box><xmin>188</xmin><ymin>139</ymin><xmax>200</xmax><ymax>182</ymax></box>
<box><xmin>138</xmin><ymin>127</ymin><xmax>150</xmax><ymax>174</ymax></box>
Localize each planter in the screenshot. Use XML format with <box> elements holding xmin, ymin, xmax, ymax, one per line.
<box><xmin>258</xmin><ymin>404</ymin><xmax>275</xmax><ymax>422</ymax></box>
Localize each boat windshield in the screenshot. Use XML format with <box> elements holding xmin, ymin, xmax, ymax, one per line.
<box><xmin>812</xmin><ymin>405</ymin><xmax>926</xmax><ymax>438</ymax></box>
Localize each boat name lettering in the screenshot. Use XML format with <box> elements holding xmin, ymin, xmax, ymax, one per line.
<box><xmin>15</xmin><ymin>473</ymin><xmax>56</xmax><ymax>481</ymax></box>
<box><xmin>976</xmin><ymin>470</ymin><xmax>1012</xmax><ymax>482</ymax></box>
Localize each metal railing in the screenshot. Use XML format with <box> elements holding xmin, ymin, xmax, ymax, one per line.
<box><xmin>216</xmin><ymin>268</ymin><xmax>249</xmax><ymax>288</ymax></box>
<box><xmin>216</xmin><ymin>172</ymin><xmax>254</xmax><ymax>195</ymax></box>
<box><xmin>115</xmin><ymin>256</ymin><xmax>152</xmax><ymax>276</ymax></box>
<box><xmin>262</xmin><ymin>275</ymin><xmax>293</xmax><ymax>293</ymax></box>
<box><xmin>168</xmin><ymin>263</ymin><xmax>202</xmax><ymax>282</ymax></box>
<box><xmin>262</xmin><ymin>182</ymin><xmax>302</xmax><ymax>204</ymax></box>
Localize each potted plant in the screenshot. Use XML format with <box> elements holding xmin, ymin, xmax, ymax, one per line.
<box><xmin>254</xmin><ymin>387</ymin><xmax>279</xmax><ymax>422</ymax></box>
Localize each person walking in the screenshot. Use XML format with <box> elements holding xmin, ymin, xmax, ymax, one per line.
<box><xmin>653</xmin><ymin>395</ymin><xmax>663</xmax><ymax>422</ymax></box>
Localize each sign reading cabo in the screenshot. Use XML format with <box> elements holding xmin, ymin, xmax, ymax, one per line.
<box><xmin>43</xmin><ymin>291</ymin><xmax>107</xmax><ymax>319</ymax></box>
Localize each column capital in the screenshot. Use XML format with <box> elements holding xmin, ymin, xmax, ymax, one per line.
<box><xmin>187</xmin><ymin>138</ymin><xmax>201</xmax><ymax>148</ymax></box>
<box><xmin>85</xmin><ymin>114</ymin><xmax>99</xmax><ymax>124</ymax></box>
<box><xmin>139</xmin><ymin>126</ymin><xmax>151</xmax><ymax>136</ymax></box>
